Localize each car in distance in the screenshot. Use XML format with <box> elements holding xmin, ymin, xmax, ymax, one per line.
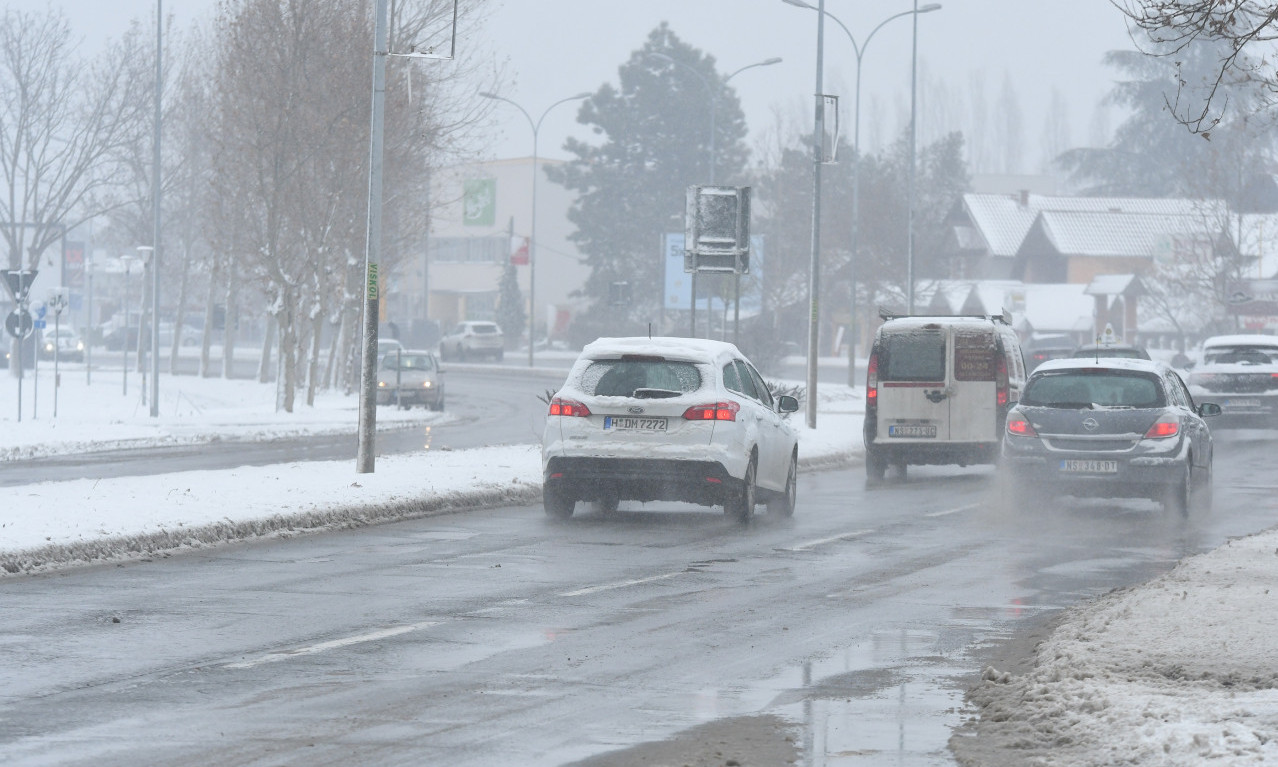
<box><xmin>1068</xmin><ymin>344</ymin><xmax>1150</xmax><ymax>361</ymax></box>
<box><xmin>1185</xmin><ymin>334</ymin><xmax>1278</xmax><ymax>428</ymax></box>
<box><xmin>1001</xmin><ymin>358</ymin><xmax>1220</xmax><ymax>515</ymax></box>
<box><xmin>863</xmin><ymin>313</ymin><xmax>1026</xmax><ymax>483</ymax></box>
<box><xmin>439</xmin><ymin>321</ymin><xmax>504</xmax><ymax>362</ymax></box>
<box><xmin>1024</xmin><ymin>334</ymin><xmax>1077</xmax><ymax>373</ymax></box>
<box><xmin>40</xmin><ymin>327</ymin><xmax>85</xmax><ymax>361</ymax></box>
<box><xmin>541</xmin><ymin>336</ymin><xmax>800</xmax><ymax>522</ymax></box>
<box><xmin>376</xmin><ymin>349</ymin><xmax>445</xmax><ymax>410</ymax></box>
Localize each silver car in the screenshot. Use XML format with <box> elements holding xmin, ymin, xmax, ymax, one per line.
<box><xmin>376</xmin><ymin>350</ymin><xmax>445</xmax><ymax>410</ymax></box>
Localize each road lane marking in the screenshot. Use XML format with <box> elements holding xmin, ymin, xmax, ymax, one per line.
<box><xmin>558</xmin><ymin>571</ymin><xmax>685</xmax><ymax>597</ymax></box>
<box><xmin>924</xmin><ymin>503</ymin><xmax>979</xmax><ymax>518</ymax></box>
<box><xmin>224</xmin><ymin>621</ymin><xmax>440</xmax><ymax>669</ymax></box>
<box><xmin>782</xmin><ymin>529</ymin><xmax>875</xmax><ymax>552</ymax></box>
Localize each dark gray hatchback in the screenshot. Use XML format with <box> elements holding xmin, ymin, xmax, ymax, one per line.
<box><xmin>1000</xmin><ymin>358</ymin><xmax>1221</xmax><ymax>515</ymax></box>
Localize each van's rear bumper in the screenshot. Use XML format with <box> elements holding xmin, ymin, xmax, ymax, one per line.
<box><xmin>865</xmin><ymin>440</ymin><xmax>1000</xmax><ymax>466</ymax></box>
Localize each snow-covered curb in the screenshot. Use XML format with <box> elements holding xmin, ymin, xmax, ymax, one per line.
<box><xmin>956</xmin><ymin>526</ymin><xmax>1278</xmax><ymax>765</ymax></box>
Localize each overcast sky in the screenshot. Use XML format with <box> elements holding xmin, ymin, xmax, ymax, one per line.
<box><xmin>10</xmin><ymin>0</ymin><xmax>1138</xmax><ymax>172</ymax></box>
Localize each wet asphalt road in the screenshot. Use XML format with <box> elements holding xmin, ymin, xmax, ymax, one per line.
<box><xmin>1</xmin><ymin>429</ymin><xmax>1275</xmax><ymax>766</ymax></box>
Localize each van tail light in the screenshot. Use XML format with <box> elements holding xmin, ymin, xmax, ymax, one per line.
<box><xmin>682</xmin><ymin>401</ymin><xmax>739</xmax><ymax>421</ymax></box>
<box><xmin>1006</xmin><ymin>416</ymin><xmax>1037</xmax><ymax>437</ymax></box>
<box><xmin>549</xmin><ymin>397</ymin><xmax>591</xmax><ymax>417</ymax></box>
<box><xmin>1144</xmin><ymin>415</ymin><xmax>1180</xmax><ymax>439</ymax></box>
<box><xmin>866</xmin><ymin>352</ymin><xmax>879</xmax><ymax>405</ymax></box>
<box><xmin>995</xmin><ymin>353</ymin><xmax>1009</xmax><ymax>407</ymax></box>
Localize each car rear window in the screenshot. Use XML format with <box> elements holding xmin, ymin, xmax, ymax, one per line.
<box><xmin>1203</xmin><ymin>346</ymin><xmax>1278</xmax><ymax>364</ymax></box>
<box><xmin>881</xmin><ymin>329</ymin><xmax>945</xmax><ymax>382</ymax></box>
<box><xmin>581</xmin><ymin>359</ymin><xmax>702</xmax><ymax>397</ymax></box>
<box><xmin>1022</xmin><ymin>371</ymin><xmax>1164</xmax><ymax>408</ymax></box>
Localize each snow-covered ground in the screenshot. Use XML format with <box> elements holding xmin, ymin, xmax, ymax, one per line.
<box><xmin>5</xmin><ymin>361</ymin><xmax>1278</xmax><ymax>764</ymax></box>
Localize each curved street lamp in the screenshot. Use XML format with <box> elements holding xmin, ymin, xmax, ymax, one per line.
<box><xmin>648</xmin><ymin>52</ymin><xmax>782</xmax><ymax>339</ymax></box>
<box><xmin>480</xmin><ymin>90</ymin><xmax>591</xmax><ymax>368</ymax></box>
<box><xmin>783</xmin><ymin>0</ymin><xmax>941</xmax><ymax>388</ymax></box>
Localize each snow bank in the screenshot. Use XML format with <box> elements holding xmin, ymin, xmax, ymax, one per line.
<box><xmin>958</xmin><ymin>528</ymin><xmax>1278</xmax><ymax>765</ymax></box>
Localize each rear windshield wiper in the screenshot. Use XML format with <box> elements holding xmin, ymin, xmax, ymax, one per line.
<box><xmin>633</xmin><ymin>388</ymin><xmax>682</xmax><ymax>399</ymax></box>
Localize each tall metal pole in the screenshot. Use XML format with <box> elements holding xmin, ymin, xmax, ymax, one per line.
<box><xmin>122</xmin><ymin>260</ymin><xmax>130</xmax><ymax>397</ymax></box>
<box><xmin>149</xmin><ymin>0</ymin><xmax>162</xmax><ymax>418</ymax></box>
<box><xmin>356</xmin><ymin>0</ymin><xmax>389</xmax><ymax>473</ymax></box>
<box><xmin>85</xmin><ymin>262</ymin><xmax>92</xmax><ymax>385</ymax></box>
<box><xmin>805</xmin><ymin>0</ymin><xmax>826</xmax><ymax>429</ymax></box>
<box><xmin>479</xmin><ymin>92</ymin><xmax>589</xmax><ymax>368</ymax></box>
<box><xmin>907</xmin><ymin>0</ymin><xmax>920</xmax><ymax>313</ymax></box>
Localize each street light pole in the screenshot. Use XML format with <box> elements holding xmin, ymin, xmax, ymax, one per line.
<box><xmin>784</xmin><ymin>0</ymin><xmax>941</xmax><ymax>384</ymax></box>
<box><xmin>908</xmin><ymin>0</ymin><xmax>920</xmax><ymax>313</ymax></box>
<box><xmin>805</xmin><ymin>0</ymin><xmax>827</xmax><ymax>430</ymax></box>
<box><xmin>149</xmin><ymin>0</ymin><xmax>162</xmax><ymax>418</ymax></box>
<box><xmin>649</xmin><ymin>53</ymin><xmax>780</xmax><ymax>340</ymax></box>
<box><xmin>121</xmin><ymin>256</ymin><xmax>135</xmax><ymax>397</ymax></box>
<box><xmin>479</xmin><ymin>91</ymin><xmax>590</xmax><ymax>368</ymax></box>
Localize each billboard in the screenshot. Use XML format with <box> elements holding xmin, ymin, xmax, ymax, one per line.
<box><xmin>462</xmin><ymin>178</ymin><xmax>496</xmax><ymax>226</ymax></box>
<box><xmin>664</xmin><ymin>233</ymin><xmax>763</xmax><ymax>312</ymax></box>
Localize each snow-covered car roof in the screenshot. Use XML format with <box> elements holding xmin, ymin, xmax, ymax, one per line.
<box><xmin>578</xmin><ymin>336</ymin><xmax>743</xmax><ymax>365</ymax></box>
<box><xmin>878</xmin><ymin>315</ymin><xmax>1006</xmax><ymax>333</ymax></box>
<box><xmin>1030</xmin><ymin>357</ymin><xmax>1170</xmax><ymax>376</ymax></box>
<box><xmin>1202</xmin><ymin>334</ymin><xmax>1278</xmax><ymax>349</ymax></box>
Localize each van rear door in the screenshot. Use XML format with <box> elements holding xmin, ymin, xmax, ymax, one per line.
<box><xmin>877</xmin><ymin>324</ymin><xmax>950</xmax><ymax>441</ymax></box>
<box><xmin>949</xmin><ymin>326</ymin><xmax>999</xmax><ymax>443</ymax></box>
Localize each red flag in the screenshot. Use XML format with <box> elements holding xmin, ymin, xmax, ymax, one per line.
<box><xmin>510</xmin><ymin>236</ymin><xmax>529</xmax><ymax>266</ymax></box>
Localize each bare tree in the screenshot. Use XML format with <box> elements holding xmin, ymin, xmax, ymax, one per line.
<box><xmin>1114</xmin><ymin>0</ymin><xmax>1278</xmax><ymax>133</ymax></box>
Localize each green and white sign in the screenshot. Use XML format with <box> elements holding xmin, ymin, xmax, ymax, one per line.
<box><xmin>463</xmin><ymin>178</ymin><xmax>496</xmax><ymax>226</ymax></box>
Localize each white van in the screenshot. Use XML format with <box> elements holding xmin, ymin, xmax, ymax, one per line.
<box><xmin>863</xmin><ymin>313</ymin><xmax>1026</xmax><ymax>483</ymax></box>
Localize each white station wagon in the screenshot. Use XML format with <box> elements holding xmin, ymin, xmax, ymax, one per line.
<box><xmin>541</xmin><ymin>337</ymin><xmax>800</xmax><ymax>522</ymax></box>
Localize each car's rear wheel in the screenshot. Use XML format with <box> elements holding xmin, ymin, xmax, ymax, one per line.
<box><xmin>725</xmin><ymin>456</ymin><xmax>757</xmax><ymax>524</ymax></box>
<box><xmin>543</xmin><ymin>486</ymin><xmax>575</xmax><ymax>519</ymax></box>
<box><xmin>865</xmin><ymin>447</ymin><xmax>887</xmax><ymax>486</ymax></box>
<box><xmin>767</xmin><ymin>454</ymin><xmax>797</xmax><ymax>518</ymax></box>
<box><xmin>1163</xmin><ymin>465</ymin><xmax>1191</xmax><ymax>517</ymax></box>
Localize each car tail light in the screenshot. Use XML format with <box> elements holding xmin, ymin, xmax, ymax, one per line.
<box><xmin>1144</xmin><ymin>416</ymin><xmax>1179</xmax><ymax>439</ymax></box>
<box><xmin>1006</xmin><ymin>416</ymin><xmax>1036</xmax><ymax>437</ymax></box>
<box><xmin>866</xmin><ymin>352</ymin><xmax>879</xmax><ymax>404</ymax></box>
<box><xmin>549</xmin><ymin>397</ymin><xmax>591</xmax><ymax>417</ymax></box>
<box><xmin>995</xmin><ymin>353</ymin><xmax>1009</xmax><ymax>407</ymax></box>
<box><xmin>682</xmin><ymin>401</ymin><xmax>739</xmax><ymax>421</ymax></box>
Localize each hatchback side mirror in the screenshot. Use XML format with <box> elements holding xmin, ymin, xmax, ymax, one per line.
<box><xmin>1198</xmin><ymin>402</ymin><xmax>1222</xmax><ymax>417</ymax></box>
<box><xmin>777</xmin><ymin>395</ymin><xmax>799</xmax><ymax>413</ymax></box>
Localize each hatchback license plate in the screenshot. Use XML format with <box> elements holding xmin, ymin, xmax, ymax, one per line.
<box><xmin>1060</xmin><ymin>459</ymin><xmax>1118</xmax><ymax>473</ymax></box>
<box><xmin>604</xmin><ymin>416</ymin><xmax>667</xmax><ymax>432</ymax></box>
<box><xmin>888</xmin><ymin>424</ymin><xmax>937</xmax><ymax>438</ymax></box>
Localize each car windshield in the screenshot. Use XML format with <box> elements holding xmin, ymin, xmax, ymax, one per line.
<box><xmin>1070</xmin><ymin>347</ymin><xmax>1148</xmax><ymax>359</ymax></box>
<box><xmin>471</xmin><ymin>324</ymin><xmax>499</xmax><ymax>335</ymax></box>
<box><xmin>1203</xmin><ymin>346</ymin><xmax>1278</xmax><ymax>365</ymax></box>
<box><xmin>1022</xmin><ymin>371</ymin><xmax>1164</xmax><ymax>408</ymax></box>
<box><xmin>381</xmin><ymin>353</ymin><xmax>434</xmax><ymax>370</ymax></box>
<box><xmin>581</xmin><ymin>359</ymin><xmax>701</xmax><ymax>397</ymax></box>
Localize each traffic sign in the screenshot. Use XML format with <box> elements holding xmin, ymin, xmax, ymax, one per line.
<box><xmin>3</xmin><ymin>269</ymin><xmax>38</xmax><ymax>300</ymax></box>
<box><xmin>5</xmin><ymin>309</ymin><xmax>33</xmax><ymax>339</ymax></box>
<box><xmin>33</xmin><ymin>319</ymin><xmax>46</xmax><ymax>330</ymax></box>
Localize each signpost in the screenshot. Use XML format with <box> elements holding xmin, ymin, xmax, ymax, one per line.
<box><xmin>3</xmin><ymin>269</ymin><xmax>38</xmax><ymax>422</ymax></box>
<box><xmin>683</xmin><ymin>186</ymin><xmax>751</xmax><ymax>342</ymax></box>
<box><xmin>48</xmin><ymin>290</ymin><xmax>67</xmax><ymax>417</ymax></box>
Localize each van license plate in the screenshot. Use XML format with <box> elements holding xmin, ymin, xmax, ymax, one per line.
<box><xmin>888</xmin><ymin>424</ymin><xmax>936</xmax><ymax>438</ymax></box>
<box><xmin>1060</xmin><ymin>460</ymin><xmax>1118</xmax><ymax>473</ymax></box>
<box><xmin>604</xmin><ymin>416</ymin><xmax>667</xmax><ymax>432</ymax></box>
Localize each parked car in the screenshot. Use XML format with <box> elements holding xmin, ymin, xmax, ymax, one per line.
<box><xmin>1185</xmin><ymin>334</ymin><xmax>1278</xmax><ymax>429</ymax></box>
<box><xmin>863</xmin><ymin>313</ymin><xmax>1026</xmax><ymax>483</ymax></box>
<box><xmin>1069</xmin><ymin>344</ymin><xmax>1151</xmax><ymax>361</ymax></box>
<box><xmin>40</xmin><ymin>327</ymin><xmax>85</xmax><ymax>362</ymax></box>
<box><xmin>376</xmin><ymin>349</ymin><xmax>445</xmax><ymax>410</ymax></box>
<box><xmin>1023</xmin><ymin>334</ymin><xmax>1077</xmax><ymax>372</ymax></box>
<box><xmin>158</xmin><ymin>321</ymin><xmax>201</xmax><ymax>348</ymax></box>
<box><xmin>1001</xmin><ymin>358</ymin><xmax>1220</xmax><ymax>515</ymax></box>
<box><xmin>103</xmin><ymin>326</ymin><xmax>143</xmax><ymax>352</ymax></box>
<box><xmin>439</xmin><ymin>321</ymin><xmax>503</xmax><ymax>362</ymax></box>
<box><xmin>541</xmin><ymin>336</ymin><xmax>800</xmax><ymax>522</ymax></box>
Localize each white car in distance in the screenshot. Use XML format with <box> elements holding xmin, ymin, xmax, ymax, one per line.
<box><xmin>541</xmin><ymin>336</ymin><xmax>800</xmax><ymax>522</ymax></box>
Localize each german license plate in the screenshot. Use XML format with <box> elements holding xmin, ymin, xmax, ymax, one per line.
<box><xmin>604</xmin><ymin>416</ymin><xmax>667</xmax><ymax>432</ymax></box>
<box><xmin>1225</xmin><ymin>398</ymin><xmax>1260</xmax><ymax>408</ymax></box>
<box><xmin>888</xmin><ymin>424</ymin><xmax>937</xmax><ymax>438</ymax></box>
<box><xmin>1060</xmin><ymin>459</ymin><xmax>1118</xmax><ymax>473</ymax></box>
